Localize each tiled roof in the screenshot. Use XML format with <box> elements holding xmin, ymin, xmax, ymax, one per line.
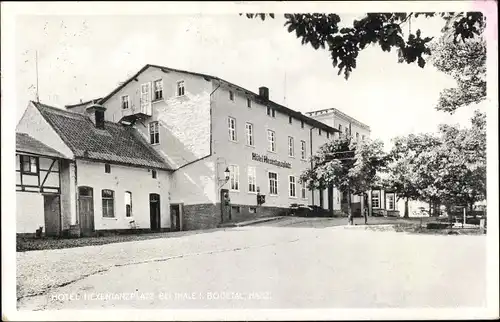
<box><xmin>32</xmin><ymin>101</ymin><xmax>172</xmax><ymax>170</ymax></box>
<box><xmin>99</xmin><ymin>64</ymin><xmax>340</xmax><ymax>134</ymax></box>
<box><xmin>16</xmin><ymin>133</ymin><xmax>67</xmax><ymax>159</ymax></box>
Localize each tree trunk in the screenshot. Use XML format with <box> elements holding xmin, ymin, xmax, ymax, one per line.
<box><xmin>363</xmin><ymin>193</ymin><xmax>368</xmax><ymax>225</ymax></box>
<box><xmin>446</xmin><ymin>204</ymin><xmax>452</xmax><ymax>225</ymax></box>
<box><xmin>428</xmin><ymin>200</ymin><xmax>433</xmax><ymax>217</ymax></box>
<box><xmin>404</xmin><ymin>198</ymin><xmax>409</xmax><ymax>218</ymax></box>
<box><xmin>347</xmin><ymin>188</ymin><xmax>353</xmax><ymax>225</ymax></box>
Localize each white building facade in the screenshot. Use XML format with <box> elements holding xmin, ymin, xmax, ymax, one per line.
<box><xmin>78</xmin><ymin>64</ymin><xmax>342</xmax><ymax>230</ymax></box>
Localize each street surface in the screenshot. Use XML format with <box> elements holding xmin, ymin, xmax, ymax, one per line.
<box><xmin>17</xmin><ymin>217</ymin><xmax>486</xmax><ymax>310</ymax></box>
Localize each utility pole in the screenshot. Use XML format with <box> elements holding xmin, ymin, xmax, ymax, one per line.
<box><xmin>283</xmin><ymin>71</ymin><xmax>287</xmax><ymax>106</ymax></box>
<box><xmin>35</xmin><ymin>50</ymin><xmax>40</xmax><ymax>102</ymax></box>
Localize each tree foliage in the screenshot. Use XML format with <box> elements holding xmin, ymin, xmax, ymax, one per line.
<box><xmin>385</xmin><ymin>110</ymin><xmax>486</xmax><ymax>213</ymax></box>
<box><xmin>430</xmin><ymin>30</ymin><xmax>486</xmax><ymax>113</ymax></box>
<box><xmin>241</xmin><ymin>12</ymin><xmax>485</xmax><ymax>80</ymax></box>
<box><xmin>300</xmin><ymin>135</ymin><xmax>388</xmax><ymax>221</ymax></box>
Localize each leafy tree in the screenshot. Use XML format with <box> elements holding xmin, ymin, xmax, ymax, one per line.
<box><xmin>429</xmin><ymin>27</ymin><xmax>486</xmax><ymax>113</ymax></box>
<box><xmin>430</xmin><ymin>110</ymin><xmax>486</xmax><ymax>211</ymax></box>
<box><xmin>386</xmin><ymin>111</ymin><xmax>486</xmax><ymax>218</ymax></box>
<box><xmin>384</xmin><ymin>133</ymin><xmax>441</xmax><ymax>217</ymax></box>
<box><xmin>300</xmin><ymin>135</ymin><xmax>388</xmax><ymax>224</ymax></box>
<box><xmin>241</xmin><ymin>12</ymin><xmax>485</xmax><ymax>79</ymax></box>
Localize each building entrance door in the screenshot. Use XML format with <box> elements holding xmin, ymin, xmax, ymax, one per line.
<box><xmin>149</xmin><ymin>193</ymin><xmax>161</xmax><ymax>231</ymax></box>
<box><xmin>170</xmin><ymin>204</ymin><xmax>182</xmax><ymax>231</ymax></box>
<box><xmin>44</xmin><ymin>194</ymin><xmax>61</xmax><ymax>236</ymax></box>
<box><xmin>78</xmin><ymin>186</ymin><xmax>95</xmax><ymax>236</ymax></box>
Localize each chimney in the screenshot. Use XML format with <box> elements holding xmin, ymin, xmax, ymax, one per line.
<box><xmin>259</xmin><ymin>86</ymin><xmax>269</xmax><ymax>100</ymax></box>
<box><xmin>86</xmin><ymin>103</ymin><xmax>107</xmax><ymax>129</ymax></box>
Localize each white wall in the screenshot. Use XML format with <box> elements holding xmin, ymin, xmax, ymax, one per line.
<box><xmin>16</xmin><ymin>102</ymin><xmax>74</xmax><ymax>159</ymax></box>
<box><xmin>170</xmin><ymin>157</ymin><xmax>217</xmax><ymax>205</ymax></box>
<box><xmin>102</xmin><ymin>66</ymin><xmax>212</xmax><ymax>169</ymax></box>
<box><xmin>16</xmin><ymin>192</ymin><xmax>44</xmax><ymax>233</ymax></box>
<box><xmin>211</xmin><ymin>83</ymin><xmax>333</xmax><ymax>209</ymax></box>
<box><xmin>76</xmin><ymin>160</ymin><xmax>171</xmax><ymax>230</ymax></box>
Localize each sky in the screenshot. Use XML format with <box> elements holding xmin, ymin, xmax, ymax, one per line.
<box><xmin>14</xmin><ymin>11</ymin><xmax>488</xmax><ymax>151</ymax></box>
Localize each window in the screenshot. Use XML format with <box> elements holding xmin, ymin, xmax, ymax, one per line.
<box><xmin>140</xmin><ymin>83</ymin><xmax>151</xmax><ymax>112</ymax></box>
<box><xmin>301</xmin><ymin>120</ymin><xmax>304</xmax><ymax>129</ymax></box>
<box><xmin>338</xmin><ymin>124</ymin><xmax>342</xmax><ymax>132</ymax></box>
<box><xmin>152</xmin><ymin>169</ymin><xmax>157</xmax><ymax>179</ymax></box>
<box><xmin>229</xmin><ymin>165</ymin><xmax>239</xmax><ymax>191</ymax></box>
<box><xmin>318</xmin><ymin>129</ymin><xmax>322</xmax><ymax>136</ymax></box>
<box><xmin>95</xmin><ymin>110</ymin><xmax>105</xmax><ymax>129</ymax></box>
<box><xmin>177</xmin><ymin>81</ymin><xmax>185</xmax><ymax>96</ymax></box>
<box><xmin>121</xmin><ymin>95</ymin><xmax>129</xmax><ymax>109</ymax></box>
<box><xmin>288</xmin><ymin>136</ymin><xmax>294</xmax><ymax>157</ymax></box>
<box><xmin>267</xmin><ymin>130</ymin><xmax>276</xmax><ymax>152</ymax></box>
<box><xmin>289</xmin><ymin>175</ymin><xmax>297</xmax><ymax>198</ymax></box>
<box><xmin>231</xmin><ymin>206</ymin><xmax>240</xmax><ymax>213</ymax></box>
<box><xmin>301</xmin><ymin>140</ymin><xmax>307</xmax><ymax>160</ymax></box>
<box><xmin>245</xmin><ymin>123</ymin><xmax>254</xmax><ymax>146</ymax></box>
<box><xmin>267</xmin><ymin>106</ymin><xmax>271</xmax><ymax>116</ymax></box>
<box><xmin>356</xmin><ymin>132</ymin><xmax>360</xmax><ymax>141</ymax></box>
<box><xmin>372</xmin><ymin>191</ymin><xmax>380</xmax><ymax>209</ymax></box>
<box><xmin>301</xmin><ymin>181</ymin><xmax>307</xmax><ymax>199</ymax></box>
<box><xmin>153</xmin><ymin>79</ymin><xmax>163</xmax><ymax>100</ymax></box>
<box><xmin>272</xmin><ymin>109</ymin><xmax>276</xmax><ymax>117</ymax></box>
<box><xmin>289</xmin><ymin>116</ymin><xmax>292</xmax><ymax>124</ymax></box>
<box><xmin>149</xmin><ymin>121</ymin><xmax>160</xmax><ymax>144</ymax></box>
<box><xmin>104</xmin><ymin>163</ymin><xmax>111</xmax><ymax>173</ymax></box>
<box><xmin>21</xmin><ymin>155</ymin><xmax>38</xmax><ymax>174</ymax></box>
<box><xmin>229</xmin><ymin>90</ymin><xmax>234</xmax><ymax>101</ymax></box>
<box><xmin>269</xmin><ymin>172</ymin><xmax>278</xmax><ymax>195</ymax></box>
<box><xmin>125</xmin><ymin>191</ymin><xmax>132</xmax><ymax>217</ymax></box>
<box><xmin>345</xmin><ymin>127</ymin><xmax>349</xmax><ymax>135</ymax></box>
<box><xmin>249</xmin><ymin>207</ymin><xmax>257</xmax><ymax>214</ymax></box>
<box><xmin>247</xmin><ymin>98</ymin><xmax>252</xmax><ymax>108</ymax></box>
<box><xmin>248</xmin><ymin>166</ymin><xmax>256</xmax><ymax>193</ymax></box>
<box><xmin>228</xmin><ymin>117</ymin><xmax>237</xmax><ymax>142</ymax></box>
<box><xmin>327</xmin><ymin>132</ymin><xmax>330</xmax><ymax>139</ymax></box>
<box><xmin>102</xmin><ymin>189</ymin><xmax>115</xmax><ymax>218</ymax></box>
<box><xmin>386</xmin><ymin>193</ymin><xmax>395</xmax><ymax>210</ymax></box>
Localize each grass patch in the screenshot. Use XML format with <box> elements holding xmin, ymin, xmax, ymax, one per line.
<box><xmin>17</xmin><ymin>232</ymin><xmax>173</xmax><ymax>252</ymax></box>
<box><xmin>392</xmin><ymin>223</ymin><xmax>485</xmax><ymax>235</ymax></box>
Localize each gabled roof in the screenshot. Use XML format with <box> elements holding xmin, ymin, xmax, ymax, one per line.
<box><xmin>98</xmin><ymin>64</ymin><xmax>340</xmax><ymax>134</ymax></box>
<box><xmin>305</xmin><ymin>108</ymin><xmax>371</xmax><ymax>131</ymax></box>
<box><xmin>16</xmin><ymin>133</ymin><xmax>67</xmax><ymax>159</ymax></box>
<box><xmin>32</xmin><ymin>101</ymin><xmax>172</xmax><ymax>170</ymax></box>
<box><xmin>65</xmin><ymin>97</ymin><xmax>103</xmax><ymax>109</ymax></box>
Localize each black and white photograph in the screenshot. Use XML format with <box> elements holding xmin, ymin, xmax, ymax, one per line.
<box><xmin>1</xmin><ymin>1</ymin><xmax>498</xmax><ymax>320</ymax></box>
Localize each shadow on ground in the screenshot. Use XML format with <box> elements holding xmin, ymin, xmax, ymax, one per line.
<box><xmin>17</xmin><ymin>227</ymin><xmax>226</xmax><ymax>252</ymax></box>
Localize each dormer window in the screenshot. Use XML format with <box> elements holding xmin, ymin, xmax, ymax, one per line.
<box><xmin>95</xmin><ymin>110</ymin><xmax>105</xmax><ymax>129</ymax></box>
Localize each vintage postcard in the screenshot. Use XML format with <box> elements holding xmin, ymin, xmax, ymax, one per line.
<box><xmin>1</xmin><ymin>1</ymin><xmax>498</xmax><ymax>321</ymax></box>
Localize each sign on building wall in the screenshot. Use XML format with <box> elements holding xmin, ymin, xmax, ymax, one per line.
<box><xmin>251</xmin><ymin>153</ymin><xmax>291</xmax><ymax>169</ymax></box>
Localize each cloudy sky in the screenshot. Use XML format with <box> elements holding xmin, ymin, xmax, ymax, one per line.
<box><xmin>13</xmin><ymin>5</ymin><xmax>490</xmax><ymax>150</ymax></box>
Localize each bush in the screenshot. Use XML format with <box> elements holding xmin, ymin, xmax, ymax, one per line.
<box><xmin>426</xmin><ymin>222</ymin><xmax>452</xmax><ymax>229</ymax></box>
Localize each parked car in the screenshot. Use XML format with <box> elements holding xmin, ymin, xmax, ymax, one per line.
<box><xmin>289</xmin><ymin>204</ymin><xmax>331</xmax><ymax>217</ymax></box>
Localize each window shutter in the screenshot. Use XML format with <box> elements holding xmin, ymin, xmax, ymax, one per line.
<box><xmin>147</xmin><ymin>81</ymin><xmax>153</xmax><ymax>115</ymax></box>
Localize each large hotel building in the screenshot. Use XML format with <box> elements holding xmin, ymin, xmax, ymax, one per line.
<box><xmin>16</xmin><ymin>64</ymin><xmax>373</xmax><ymax>235</ymax></box>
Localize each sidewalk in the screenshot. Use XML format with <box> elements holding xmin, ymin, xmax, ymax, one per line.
<box><xmin>217</xmin><ymin>216</ymin><xmax>285</xmax><ymax>228</ymax></box>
